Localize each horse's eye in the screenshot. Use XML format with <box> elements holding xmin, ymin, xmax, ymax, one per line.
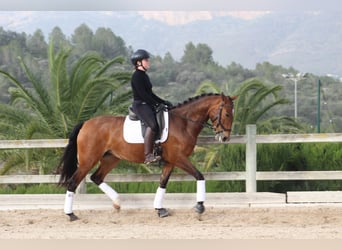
<box><xmin>225</xmin><ymin>113</ymin><xmax>230</xmax><ymax>118</ymax></box>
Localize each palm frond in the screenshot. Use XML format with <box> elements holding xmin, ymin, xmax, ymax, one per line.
<box><xmin>94</xmin><ymin>56</ymin><xmax>126</xmax><ymax>78</ymax></box>
<box><xmin>0</xmin><ymin>70</ymin><xmax>37</xmax><ymax>107</ymax></box>
<box><xmin>195</xmin><ymin>80</ymin><xmax>221</xmax><ymax>95</ymax></box>
<box><xmin>251</xmin><ymin>98</ymin><xmax>289</xmax><ymax>122</ymax></box>
<box><xmin>18</xmin><ymin>56</ymin><xmax>53</xmax><ymax>112</ymax></box>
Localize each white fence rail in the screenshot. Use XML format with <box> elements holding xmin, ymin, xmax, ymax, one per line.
<box><xmin>1</xmin><ymin>125</ymin><xmax>342</xmax><ymax>193</ymax></box>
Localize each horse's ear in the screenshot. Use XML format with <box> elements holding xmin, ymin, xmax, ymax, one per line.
<box><xmin>230</xmin><ymin>95</ymin><xmax>238</xmax><ymax>101</ymax></box>
<box><xmin>220</xmin><ymin>92</ymin><xmax>225</xmax><ymax>100</ymax></box>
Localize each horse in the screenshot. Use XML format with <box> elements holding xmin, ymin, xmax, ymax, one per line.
<box><xmin>57</xmin><ymin>93</ymin><xmax>236</xmax><ymax>221</ymax></box>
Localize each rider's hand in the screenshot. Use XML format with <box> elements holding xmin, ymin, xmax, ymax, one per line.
<box><xmin>154</xmin><ymin>103</ymin><xmax>164</xmax><ymax>113</ymax></box>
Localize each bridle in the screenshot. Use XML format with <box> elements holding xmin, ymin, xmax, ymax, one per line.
<box><xmin>211</xmin><ymin>102</ymin><xmax>234</xmax><ymax>133</ymax></box>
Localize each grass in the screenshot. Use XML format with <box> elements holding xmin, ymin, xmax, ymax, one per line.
<box><xmin>0</xmin><ymin>180</ymin><xmax>246</xmax><ymax>194</ymax></box>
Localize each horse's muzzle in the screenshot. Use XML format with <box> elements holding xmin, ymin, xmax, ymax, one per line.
<box><xmin>215</xmin><ymin>132</ymin><xmax>230</xmax><ymax>143</ymax></box>
<box><xmin>222</xmin><ymin>136</ymin><xmax>230</xmax><ymax>142</ymax></box>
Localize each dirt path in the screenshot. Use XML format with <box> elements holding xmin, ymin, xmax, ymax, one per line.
<box><xmin>1</xmin><ymin>206</ymin><xmax>342</xmax><ymax>239</ymax></box>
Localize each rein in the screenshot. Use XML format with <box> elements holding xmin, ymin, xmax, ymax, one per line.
<box><xmin>169</xmin><ymin>110</ymin><xmax>214</xmax><ymax>130</ymax></box>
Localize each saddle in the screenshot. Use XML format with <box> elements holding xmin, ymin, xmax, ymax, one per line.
<box><xmin>123</xmin><ymin>104</ymin><xmax>169</xmax><ymax>144</ymax></box>
<box><xmin>128</xmin><ymin>104</ymin><xmax>165</xmax><ymax>140</ymax></box>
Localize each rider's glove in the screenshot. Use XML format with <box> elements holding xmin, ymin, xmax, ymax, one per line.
<box><xmin>154</xmin><ymin>103</ymin><xmax>165</xmax><ymax>113</ymax></box>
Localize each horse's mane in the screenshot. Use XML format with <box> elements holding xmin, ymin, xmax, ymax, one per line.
<box><xmin>169</xmin><ymin>93</ymin><xmax>220</xmax><ymax>110</ymax></box>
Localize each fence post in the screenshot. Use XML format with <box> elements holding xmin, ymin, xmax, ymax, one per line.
<box><xmin>246</xmin><ymin>124</ymin><xmax>257</xmax><ymax>192</ymax></box>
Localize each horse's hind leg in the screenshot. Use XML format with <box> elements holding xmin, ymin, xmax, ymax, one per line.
<box><xmin>153</xmin><ymin>164</ymin><xmax>174</xmax><ymax>218</ymax></box>
<box><xmin>64</xmin><ymin>167</ymin><xmax>92</xmax><ymax>221</ymax></box>
<box><xmin>90</xmin><ymin>153</ymin><xmax>121</xmax><ymax>210</ymax></box>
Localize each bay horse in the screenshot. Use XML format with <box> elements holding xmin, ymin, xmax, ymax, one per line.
<box><xmin>57</xmin><ymin>93</ymin><xmax>236</xmax><ymax>221</ymax></box>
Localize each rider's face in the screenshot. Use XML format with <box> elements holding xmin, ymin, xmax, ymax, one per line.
<box><xmin>141</xmin><ymin>58</ymin><xmax>150</xmax><ymax>70</ymax></box>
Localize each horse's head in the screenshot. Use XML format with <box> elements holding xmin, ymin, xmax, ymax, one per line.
<box><xmin>210</xmin><ymin>93</ymin><xmax>237</xmax><ymax>142</ymax></box>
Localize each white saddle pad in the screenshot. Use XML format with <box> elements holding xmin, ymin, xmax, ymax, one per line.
<box><xmin>123</xmin><ymin>111</ymin><xmax>169</xmax><ymax>143</ymax></box>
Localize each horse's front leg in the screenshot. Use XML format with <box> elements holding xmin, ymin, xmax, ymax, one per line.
<box><xmin>154</xmin><ymin>164</ymin><xmax>174</xmax><ymax>217</ymax></box>
<box><xmin>194</xmin><ymin>179</ymin><xmax>206</xmax><ymax>214</ymax></box>
<box><xmin>175</xmin><ymin>157</ymin><xmax>206</xmax><ymax>215</ymax></box>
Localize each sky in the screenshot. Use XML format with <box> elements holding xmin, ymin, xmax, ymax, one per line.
<box><xmin>137</xmin><ymin>11</ymin><xmax>272</xmax><ymax>25</ymax></box>
<box><xmin>0</xmin><ymin>0</ymin><xmax>341</xmax><ymax>76</ymax></box>
<box><xmin>0</xmin><ymin>0</ymin><xmax>340</xmax><ymax>11</ymax></box>
<box><xmin>0</xmin><ymin>11</ymin><xmax>272</xmax><ymax>29</ymax></box>
<box><xmin>0</xmin><ymin>0</ymin><xmax>340</xmax><ymax>28</ymax></box>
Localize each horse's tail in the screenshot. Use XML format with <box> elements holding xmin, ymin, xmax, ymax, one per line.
<box><xmin>57</xmin><ymin>122</ymin><xmax>84</xmax><ymax>187</ymax></box>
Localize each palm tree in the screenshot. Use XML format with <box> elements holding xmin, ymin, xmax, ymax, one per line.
<box><xmin>195</xmin><ymin>80</ymin><xmax>222</xmax><ymax>95</ymax></box>
<box><xmin>0</xmin><ymin>41</ymin><xmax>131</xmax><ymax>174</ymax></box>
<box><xmin>193</xmin><ymin>78</ymin><xmax>303</xmax><ymax>171</ymax></box>
<box><xmin>233</xmin><ymin>78</ymin><xmax>302</xmax><ymax>134</ymax></box>
<box><xmin>196</xmin><ymin>78</ymin><xmax>302</xmax><ymax>134</ymax></box>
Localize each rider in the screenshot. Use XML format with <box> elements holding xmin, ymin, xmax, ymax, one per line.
<box><xmin>130</xmin><ymin>49</ymin><xmax>172</xmax><ymax>164</ymax></box>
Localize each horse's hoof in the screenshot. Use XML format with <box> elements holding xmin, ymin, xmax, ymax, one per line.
<box><xmin>156</xmin><ymin>208</ymin><xmax>169</xmax><ymax>218</ymax></box>
<box><xmin>113</xmin><ymin>199</ymin><xmax>121</xmax><ymax>211</ymax></box>
<box><xmin>113</xmin><ymin>204</ymin><xmax>121</xmax><ymax>211</ymax></box>
<box><xmin>67</xmin><ymin>213</ymin><xmax>79</xmax><ymax>222</ymax></box>
<box><xmin>194</xmin><ymin>202</ymin><xmax>205</xmax><ymax>214</ymax></box>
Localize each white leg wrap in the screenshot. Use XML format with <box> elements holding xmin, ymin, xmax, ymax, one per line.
<box><xmin>99</xmin><ymin>182</ymin><xmax>119</xmax><ymax>203</ymax></box>
<box><xmin>64</xmin><ymin>190</ymin><xmax>74</xmax><ymax>214</ymax></box>
<box><xmin>196</xmin><ymin>180</ymin><xmax>206</xmax><ymax>202</ymax></box>
<box><xmin>153</xmin><ymin>187</ymin><xmax>166</xmax><ymax>209</ymax></box>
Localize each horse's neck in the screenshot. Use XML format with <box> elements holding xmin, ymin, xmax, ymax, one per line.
<box><xmin>175</xmin><ymin>101</ymin><xmax>210</xmax><ymax>124</ymax></box>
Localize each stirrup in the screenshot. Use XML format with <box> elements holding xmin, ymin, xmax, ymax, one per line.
<box><xmin>144</xmin><ymin>154</ymin><xmax>161</xmax><ymax>164</ymax></box>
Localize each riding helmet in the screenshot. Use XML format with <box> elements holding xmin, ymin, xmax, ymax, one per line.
<box><xmin>131</xmin><ymin>49</ymin><xmax>150</xmax><ymax>65</ymax></box>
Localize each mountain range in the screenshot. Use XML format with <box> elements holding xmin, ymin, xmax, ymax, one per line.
<box><xmin>1</xmin><ymin>11</ymin><xmax>341</xmax><ymax>77</ymax></box>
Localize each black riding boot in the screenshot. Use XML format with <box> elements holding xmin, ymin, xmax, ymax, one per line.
<box><xmin>144</xmin><ymin>127</ymin><xmax>161</xmax><ymax>164</ymax></box>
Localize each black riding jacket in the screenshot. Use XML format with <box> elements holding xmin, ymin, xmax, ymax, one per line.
<box><xmin>131</xmin><ymin>69</ymin><xmax>165</xmax><ymax>108</ymax></box>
